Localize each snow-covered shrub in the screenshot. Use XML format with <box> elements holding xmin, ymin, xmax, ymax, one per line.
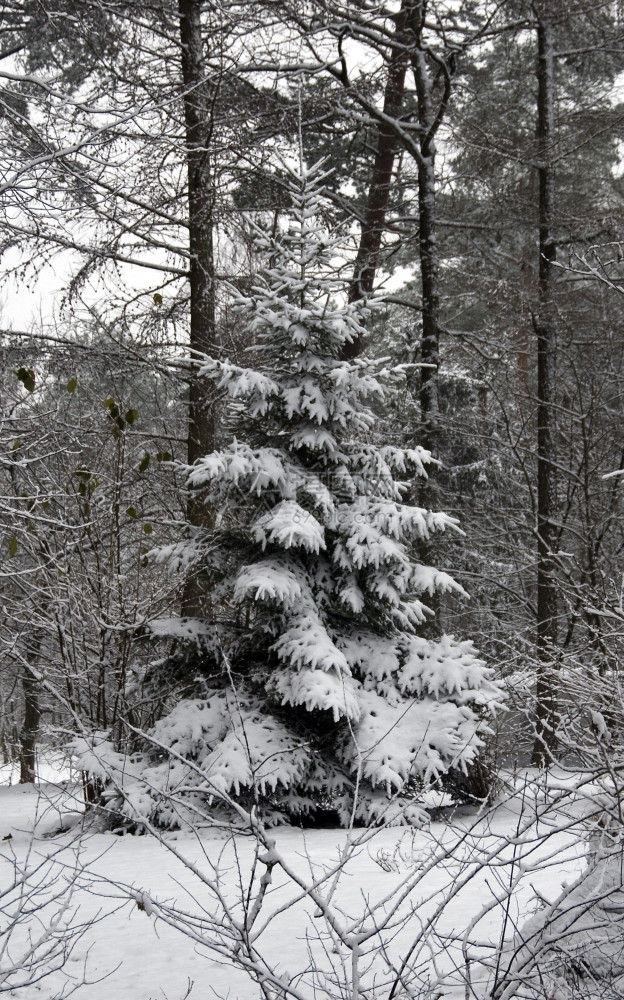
<box><xmin>100</xmin><ymin>161</ymin><xmax>503</xmax><ymax>829</ymax></box>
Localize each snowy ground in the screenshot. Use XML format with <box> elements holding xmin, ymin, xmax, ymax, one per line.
<box><xmin>0</xmin><ymin>761</ymin><xmax>602</xmax><ymax>1000</ymax></box>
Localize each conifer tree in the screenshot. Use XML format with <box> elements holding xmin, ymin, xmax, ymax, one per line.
<box><xmin>96</xmin><ymin>162</ymin><xmax>502</xmax><ymax>828</ymax></box>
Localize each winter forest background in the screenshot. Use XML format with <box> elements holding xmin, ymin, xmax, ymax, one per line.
<box><xmin>2</xmin><ymin>2</ymin><xmax>624</xmax><ymax>998</ymax></box>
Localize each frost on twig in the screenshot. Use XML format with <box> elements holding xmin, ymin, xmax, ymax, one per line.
<box><xmin>0</xmin><ymin>829</ymin><xmax>112</xmax><ymax>997</ymax></box>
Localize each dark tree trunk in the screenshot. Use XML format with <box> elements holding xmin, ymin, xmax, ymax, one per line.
<box><xmin>343</xmin><ymin>4</ymin><xmax>409</xmax><ymax>359</ymax></box>
<box><xmin>178</xmin><ymin>0</ymin><xmax>217</xmax><ymax>616</ymax></box>
<box><xmin>19</xmin><ymin>666</ymin><xmax>40</xmax><ymax>784</ymax></box>
<box><xmin>410</xmin><ymin>2</ymin><xmax>447</xmax><ymax>459</ymax></box>
<box><xmin>416</xmin><ymin>141</ymin><xmax>440</xmax><ymax>456</ymax></box>
<box><xmin>532</xmin><ymin>12</ymin><xmax>559</xmax><ymax>765</ymax></box>
<box><xmin>409</xmin><ymin>3</ymin><xmax>450</xmax><ymax>633</ymax></box>
<box><xmin>340</xmin><ymin>0</ymin><xmax>454</xmax><ymax>448</ymax></box>
<box><xmin>414</xmin><ymin>104</ymin><xmax>441</xmax><ymax>625</ymax></box>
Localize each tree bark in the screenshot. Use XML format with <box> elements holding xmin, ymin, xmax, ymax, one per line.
<box><xmin>343</xmin><ymin>4</ymin><xmax>409</xmax><ymax>359</ymax></box>
<box><xmin>19</xmin><ymin>665</ymin><xmax>40</xmax><ymax>784</ymax></box>
<box><xmin>415</xmin><ymin>136</ymin><xmax>440</xmax><ymax>456</ymax></box>
<box><xmin>410</xmin><ymin>3</ymin><xmax>446</xmax><ymax>458</ymax></box>
<box><xmin>178</xmin><ymin>0</ymin><xmax>217</xmax><ymax>616</ymax></box>
<box><xmin>532</xmin><ymin>11</ymin><xmax>559</xmax><ymax>765</ymax></box>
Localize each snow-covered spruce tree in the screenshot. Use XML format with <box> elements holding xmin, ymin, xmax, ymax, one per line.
<box><xmin>97</xmin><ymin>162</ymin><xmax>502</xmax><ymax>828</ymax></box>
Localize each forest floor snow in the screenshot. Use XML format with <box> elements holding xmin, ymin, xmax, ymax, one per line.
<box><xmin>0</xmin><ymin>763</ymin><xmax>606</xmax><ymax>1000</ymax></box>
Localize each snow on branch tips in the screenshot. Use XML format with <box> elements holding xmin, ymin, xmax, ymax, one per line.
<box><xmin>97</xmin><ymin>159</ymin><xmax>503</xmax><ymax>830</ymax></box>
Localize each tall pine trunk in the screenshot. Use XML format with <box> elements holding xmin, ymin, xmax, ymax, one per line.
<box><xmin>342</xmin><ymin>3</ymin><xmax>409</xmax><ymax>360</ymax></box>
<box><xmin>410</xmin><ymin>0</ymin><xmax>451</xmax><ymax>460</ymax></box>
<box><xmin>178</xmin><ymin>0</ymin><xmax>217</xmax><ymax>617</ymax></box>
<box><xmin>409</xmin><ymin>3</ymin><xmax>447</xmax><ymax>634</ymax></box>
<box><xmin>532</xmin><ymin>11</ymin><xmax>559</xmax><ymax>765</ymax></box>
<box><xmin>415</xmin><ymin>120</ymin><xmax>440</xmax><ymax>457</ymax></box>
